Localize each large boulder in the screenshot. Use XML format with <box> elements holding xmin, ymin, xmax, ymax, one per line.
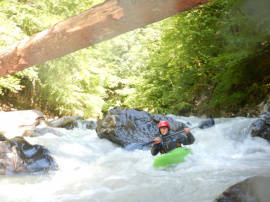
<box><xmin>249</xmin><ymin>111</ymin><xmax>270</xmax><ymax>141</ymax></box>
<box><xmin>96</xmin><ymin>108</ymin><xmax>188</xmax><ymax>147</ymax></box>
<box><xmin>0</xmin><ymin>134</ymin><xmax>58</xmax><ymax>175</ymax></box>
<box><xmin>215</xmin><ymin>176</ymin><xmax>270</xmax><ymax>201</ymax></box>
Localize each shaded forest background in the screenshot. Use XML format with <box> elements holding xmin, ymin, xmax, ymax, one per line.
<box><xmin>0</xmin><ymin>0</ymin><xmax>269</xmax><ymax>118</ymax></box>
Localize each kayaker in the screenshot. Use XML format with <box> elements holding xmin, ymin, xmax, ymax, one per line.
<box><xmin>151</xmin><ymin>121</ymin><xmax>195</xmax><ymax>155</ymax></box>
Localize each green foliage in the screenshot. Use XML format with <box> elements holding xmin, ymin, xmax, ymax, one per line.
<box><xmin>0</xmin><ymin>77</ymin><xmax>22</xmax><ymax>94</ymax></box>
<box><xmin>35</xmin><ymin>49</ymin><xmax>107</xmax><ymax>118</ymax></box>
<box><xmin>0</xmin><ymin>0</ymin><xmax>107</xmax><ymax>118</ymax></box>
<box><xmin>0</xmin><ymin>0</ymin><xmax>269</xmax><ymax>117</ymax></box>
<box><xmin>127</xmin><ymin>0</ymin><xmax>270</xmax><ymax>114</ymax></box>
<box><xmin>209</xmin><ymin>0</ymin><xmax>270</xmax><ymax>109</ymax></box>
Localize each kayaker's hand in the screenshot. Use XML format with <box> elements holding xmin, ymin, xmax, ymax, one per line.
<box><xmin>153</xmin><ymin>137</ymin><xmax>162</xmax><ymax>144</ymax></box>
<box><xmin>184</xmin><ymin>127</ymin><xmax>190</xmax><ymax>134</ymax></box>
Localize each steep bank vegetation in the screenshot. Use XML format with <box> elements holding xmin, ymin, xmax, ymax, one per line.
<box><xmin>0</xmin><ymin>0</ymin><xmax>269</xmax><ymax>118</ymax></box>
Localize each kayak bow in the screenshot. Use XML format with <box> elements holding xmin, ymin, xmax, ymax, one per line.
<box><xmin>153</xmin><ymin>147</ymin><xmax>192</xmax><ymax>167</ymax></box>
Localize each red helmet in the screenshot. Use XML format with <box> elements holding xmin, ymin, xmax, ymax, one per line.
<box><xmin>158</xmin><ymin>121</ymin><xmax>170</xmax><ymax>128</ymax></box>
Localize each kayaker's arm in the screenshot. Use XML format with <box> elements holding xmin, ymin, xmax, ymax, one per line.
<box><xmin>151</xmin><ymin>137</ymin><xmax>162</xmax><ymax>156</ymax></box>
<box><xmin>151</xmin><ymin>143</ymin><xmax>162</xmax><ymax>156</ymax></box>
<box><xmin>183</xmin><ymin>132</ymin><xmax>195</xmax><ymax>145</ymax></box>
<box><xmin>177</xmin><ymin>128</ymin><xmax>195</xmax><ymax>145</ymax></box>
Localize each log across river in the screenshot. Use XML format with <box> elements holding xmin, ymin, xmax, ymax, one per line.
<box><xmin>0</xmin><ymin>116</ymin><xmax>270</xmax><ymax>201</ymax></box>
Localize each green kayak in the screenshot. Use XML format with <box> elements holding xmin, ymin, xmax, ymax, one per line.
<box><xmin>153</xmin><ymin>147</ymin><xmax>192</xmax><ymax>167</ymax></box>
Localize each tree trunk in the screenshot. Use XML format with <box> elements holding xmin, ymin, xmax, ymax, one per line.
<box><xmin>0</xmin><ymin>0</ymin><xmax>213</xmax><ymax>77</ymax></box>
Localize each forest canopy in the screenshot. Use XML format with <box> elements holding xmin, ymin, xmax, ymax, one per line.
<box><xmin>0</xmin><ymin>0</ymin><xmax>269</xmax><ymax>118</ymax></box>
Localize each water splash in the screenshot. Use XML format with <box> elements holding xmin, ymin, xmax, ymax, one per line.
<box><xmin>0</xmin><ymin>117</ymin><xmax>269</xmax><ymax>201</ymax></box>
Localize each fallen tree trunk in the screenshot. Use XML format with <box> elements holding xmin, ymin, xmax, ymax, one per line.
<box><xmin>0</xmin><ymin>0</ymin><xmax>213</xmax><ymax>77</ymax></box>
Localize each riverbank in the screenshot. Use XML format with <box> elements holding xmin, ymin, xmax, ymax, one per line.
<box><xmin>178</xmin><ymin>94</ymin><xmax>270</xmax><ymax>118</ymax></box>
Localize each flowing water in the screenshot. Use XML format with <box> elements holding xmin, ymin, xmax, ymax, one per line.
<box><xmin>0</xmin><ymin>116</ymin><xmax>270</xmax><ymax>202</ymax></box>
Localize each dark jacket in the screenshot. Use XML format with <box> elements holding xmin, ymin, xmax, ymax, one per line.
<box><xmin>151</xmin><ymin>132</ymin><xmax>195</xmax><ymax>156</ymax></box>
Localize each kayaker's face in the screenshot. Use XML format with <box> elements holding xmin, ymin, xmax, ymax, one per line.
<box><xmin>160</xmin><ymin>127</ymin><xmax>169</xmax><ymax>136</ymax></box>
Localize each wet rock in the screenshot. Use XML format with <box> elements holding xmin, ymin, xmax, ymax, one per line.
<box><xmin>215</xmin><ymin>176</ymin><xmax>270</xmax><ymax>202</ymax></box>
<box><xmin>0</xmin><ymin>134</ymin><xmax>58</xmax><ymax>175</ymax></box>
<box><xmin>22</xmin><ymin>127</ymin><xmax>62</xmax><ymax>137</ymax></box>
<box><xmin>96</xmin><ymin>108</ymin><xmax>188</xmax><ymax>147</ymax></box>
<box><xmin>0</xmin><ymin>138</ymin><xmax>27</xmax><ymax>174</ymax></box>
<box><xmin>249</xmin><ymin>111</ymin><xmax>270</xmax><ymax>141</ymax></box>
<box><xmin>49</xmin><ymin>116</ymin><xmax>84</xmax><ymax>130</ymax></box>
<box><xmin>82</xmin><ymin>118</ymin><xmax>97</xmax><ymax>130</ymax></box>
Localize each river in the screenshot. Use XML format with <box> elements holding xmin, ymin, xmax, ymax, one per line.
<box><xmin>0</xmin><ymin>116</ymin><xmax>270</xmax><ymax>202</ymax></box>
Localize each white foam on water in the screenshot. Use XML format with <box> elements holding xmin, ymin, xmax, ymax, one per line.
<box><xmin>0</xmin><ymin>117</ymin><xmax>269</xmax><ymax>202</ymax></box>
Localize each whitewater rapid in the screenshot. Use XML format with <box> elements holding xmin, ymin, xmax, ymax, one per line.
<box><xmin>0</xmin><ymin>116</ymin><xmax>270</xmax><ymax>202</ymax></box>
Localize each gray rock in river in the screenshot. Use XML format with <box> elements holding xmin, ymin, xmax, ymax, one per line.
<box><xmin>96</xmin><ymin>107</ymin><xmax>188</xmax><ymax>147</ymax></box>
<box><xmin>215</xmin><ymin>176</ymin><xmax>270</xmax><ymax>201</ymax></box>
<box><xmin>249</xmin><ymin>111</ymin><xmax>270</xmax><ymax>141</ymax></box>
<box><xmin>48</xmin><ymin>116</ymin><xmax>97</xmax><ymax>130</ymax></box>
<box><xmin>48</xmin><ymin>116</ymin><xmax>84</xmax><ymax>130</ymax></box>
<box><xmin>0</xmin><ymin>134</ymin><xmax>58</xmax><ymax>175</ymax></box>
